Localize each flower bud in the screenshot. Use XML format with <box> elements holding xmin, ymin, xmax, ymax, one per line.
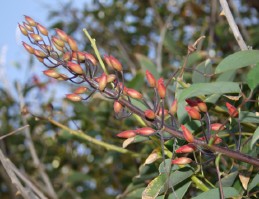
<box><xmin>171</xmin><ymin>157</ymin><xmax>192</xmax><ymax>165</ymax></box>
<box><xmin>23</xmin><ymin>22</ymin><xmax>34</xmax><ymax>32</ymax></box>
<box><xmin>55</xmin><ymin>28</ymin><xmax>69</xmax><ymax>42</ymax></box>
<box><xmin>145</xmin><ymin>70</ymin><xmax>156</xmax><ymax>87</ymax></box>
<box><xmin>36</xmin><ymin>23</ymin><xmax>48</xmax><ymax>36</ymax></box>
<box><xmin>67</xmin><ymin>36</ymin><xmax>78</xmax><ymax>51</ymax></box>
<box><xmin>29</xmin><ymin>33</ymin><xmax>43</xmax><ymax>42</ymax></box>
<box><xmin>157</xmin><ymin>78</ymin><xmax>166</xmax><ymax>99</ymax></box>
<box><xmin>126</xmin><ymin>88</ymin><xmax>143</xmax><ymax>99</ymax></box>
<box><xmin>34</xmin><ymin>49</ymin><xmax>47</xmax><ymax>58</ymax></box>
<box><xmin>211</xmin><ymin>123</ymin><xmax>225</xmax><ymax>131</ymax></box>
<box><xmin>103</xmin><ymin>55</ymin><xmax>112</xmax><ymax>67</ymax></box>
<box><xmin>197</xmin><ymin>102</ymin><xmax>207</xmax><ymax>112</ymax></box>
<box><xmin>63</xmin><ymin>52</ymin><xmax>72</xmax><ymax>61</ymax></box>
<box><xmin>175</xmin><ymin>144</ymin><xmax>196</xmax><ymax>153</ymax></box>
<box><xmin>22</xmin><ymin>42</ymin><xmax>34</xmax><ymax>54</ymax></box>
<box><xmin>52</xmin><ymin>36</ymin><xmax>65</xmax><ymax>47</ymax></box>
<box><xmin>181</xmin><ymin>125</ymin><xmax>194</xmax><ymax>143</ymax></box>
<box><xmin>144</xmin><ymin>109</ymin><xmax>156</xmax><ymax>120</ymax></box>
<box><xmin>18</xmin><ymin>24</ymin><xmax>28</xmax><ymax>36</ymax></box>
<box><xmin>84</xmin><ymin>53</ymin><xmax>97</xmax><ymax>66</ymax></box>
<box><xmin>98</xmin><ymin>73</ymin><xmax>108</xmax><ymax>91</ymax></box>
<box><xmin>200</xmin><ymin>135</ymin><xmax>222</xmax><ymax>145</ymax></box>
<box><xmin>56</xmin><ymin>74</ymin><xmax>68</xmax><ymax>81</ymax></box>
<box><xmin>117</xmin><ymin>130</ymin><xmax>136</xmax><ymax>138</ymax></box>
<box><xmin>24</xmin><ymin>15</ymin><xmax>36</xmax><ymax>26</ymax></box>
<box><xmin>107</xmin><ymin>74</ymin><xmax>116</xmax><ymax>83</ymax></box>
<box><xmin>66</xmin><ymin>93</ymin><xmax>82</xmax><ymax>102</ymax></box>
<box><xmin>185</xmin><ymin>106</ymin><xmax>201</xmax><ymax>120</ymax></box>
<box><xmin>74</xmin><ymin>86</ymin><xmax>88</xmax><ymax>94</ymax></box>
<box><xmin>185</xmin><ymin>97</ymin><xmax>203</xmax><ymax>107</ymax></box>
<box><xmin>109</xmin><ymin>56</ymin><xmax>122</xmax><ymax>72</ymax></box>
<box><xmin>157</xmin><ymin>108</ymin><xmax>169</xmax><ymax>117</ymax></box>
<box><xmin>72</xmin><ymin>51</ymin><xmax>85</xmax><ymax>62</ymax></box>
<box><xmin>43</xmin><ymin>69</ymin><xmax>60</xmax><ymax>79</ymax></box>
<box><xmin>52</xmin><ymin>42</ymin><xmax>64</xmax><ymax>52</ymax></box>
<box><xmin>169</xmin><ymin>99</ymin><xmax>178</xmax><ymax>115</ymax></box>
<box><xmin>114</xmin><ymin>101</ymin><xmax>123</xmax><ymax>113</ymax></box>
<box><xmin>67</xmin><ymin>62</ymin><xmax>84</xmax><ymax>75</ymax></box>
<box><xmin>118</xmin><ymin>82</ymin><xmax>128</xmax><ymax>95</ymax></box>
<box><xmin>226</xmin><ymin>102</ymin><xmax>238</xmax><ymax>118</ymax></box>
<box><xmin>136</xmin><ymin>127</ymin><xmax>156</xmax><ymax>136</ymax></box>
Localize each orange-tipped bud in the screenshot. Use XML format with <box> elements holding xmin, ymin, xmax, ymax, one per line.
<box><xmin>84</xmin><ymin>53</ymin><xmax>97</xmax><ymax>66</ymax></box>
<box><xmin>200</xmin><ymin>135</ymin><xmax>222</xmax><ymax>145</ymax></box>
<box><xmin>144</xmin><ymin>110</ymin><xmax>156</xmax><ymax>120</ymax></box>
<box><xmin>136</xmin><ymin>127</ymin><xmax>156</xmax><ymax>136</ymax></box>
<box><xmin>107</xmin><ymin>74</ymin><xmax>116</xmax><ymax>83</ymax></box>
<box><xmin>34</xmin><ymin>49</ymin><xmax>47</xmax><ymax>58</ymax></box>
<box><xmin>29</xmin><ymin>33</ymin><xmax>43</xmax><ymax>42</ymax></box>
<box><xmin>36</xmin><ymin>23</ymin><xmax>48</xmax><ymax>36</ymax></box>
<box><xmin>126</xmin><ymin>88</ymin><xmax>143</xmax><ymax>99</ymax></box>
<box><xmin>22</xmin><ymin>42</ymin><xmax>34</xmax><ymax>54</ymax></box>
<box><xmin>157</xmin><ymin>108</ymin><xmax>169</xmax><ymax>117</ymax></box>
<box><xmin>55</xmin><ymin>28</ymin><xmax>68</xmax><ymax>42</ymax></box>
<box><xmin>52</xmin><ymin>42</ymin><xmax>64</xmax><ymax>52</ymax></box>
<box><xmin>23</xmin><ymin>22</ymin><xmax>34</xmax><ymax>32</ymax></box>
<box><xmin>118</xmin><ymin>82</ymin><xmax>128</xmax><ymax>95</ymax></box>
<box><xmin>114</xmin><ymin>101</ymin><xmax>123</xmax><ymax>113</ymax></box>
<box><xmin>52</xmin><ymin>36</ymin><xmax>65</xmax><ymax>47</ymax></box>
<box><xmin>24</xmin><ymin>15</ymin><xmax>36</xmax><ymax>26</ymax></box>
<box><xmin>18</xmin><ymin>24</ymin><xmax>28</xmax><ymax>36</ymax></box>
<box><xmin>197</xmin><ymin>102</ymin><xmax>207</xmax><ymax>112</ymax></box>
<box><xmin>157</xmin><ymin>78</ymin><xmax>166</xmax><ymax>99</ymax></box>
<box><xmin>43</xmin><ymin>69</ymin><xmax>60</xmax><ymax>79</ymax></box>
<box><xmin>74</xmin><ymin>86</ymin><xmax>88</xmax><ymax>94</ymax></box>
<box><xmin>171</xmin><ymin>157</ymin><xmax>192</xmax><ymax>165</ymax></box>
<box><xmin>56</xmin><ymin>74</ymin><xmax>68</xmax><ymax>81</ymax></box>
<box><xmin>175</xmin><ymin>144</ymin><xmax>196</xmax><ymax>153</ymax></box>
<box><xmin>211</xmin><ymin>123</ymin><xmax>225</xmax><ymax>131</ymax></box>
<box><xmin>117</xmin><ymin>130</ymin><xmax>136</xmax><ymax>138</ymax></box>
<box><xmin>36</xmin><ymin>56</ymin><xmax>44</xmax><ymax>63</ymax></box>
<box><xmin>181</xmin><ymin>125</ymin><xmax>194</xmax><ymax>143</ymax></box>
<box><xmin>67</xmin><ymin>36</ymin><xmax>78</xmax><ymax>51</ymax></box>
<box><xmin>185</xmin><ymin>106</ymin><xmax>201</xmax><ymax>120</ymax></box>
<box><xmin>103</xmin><ymin>55</ymin><xmax>112</xmax><ymax>67</ymax></box>
<box><xmin>109</xmin><ymin>56</ymin><xmax>123</xmax><ymax>72</ymax></box>
<box><xmin>67</xmin><ymin>62</ymin><xmax>84</xmax><ymax>75</ymax></box>
<box><xmin>63</xmin><ymin>52</ymin><xmax>72</xmax><ymax>61</ymax></box>
<box><xmin>66</xmin><ymin>94</ymin><xmax>82</xmax><ymax>102</ymax></box>
<box><xmin>169</xmin><ymin>99</ymin><xmax>178</xmax><ymax>115</ymax></box>
<box><xmin>226</xmin><ymin>102</ymin><xmax>238</xmax><ymax>118</ymax></box>
<box><xmin>98</xmin><ymin>73</ymin><xmax>108</xmax><ymax>91</ymax></box>
<box><xmin>72</xmin><ymin>51</ymin><xmax>85</xmax><ymax>62</ymax></box>
<box><xmin>145</xmin><ymin>70</ymin><xmax>156</xmax><ymax>88</ymax></box>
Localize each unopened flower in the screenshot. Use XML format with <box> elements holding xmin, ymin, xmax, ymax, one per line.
<box><xmin>185</xmin><ymin>106</ymin><xmax>201</xmax><ymax>120</ymax></box>
<box><xmin>52</xmin><ymin>36</ymin><xmax>65</xmax><ymax>48</ymax></box>
<box><xmin>43</xmin><ymin>69</ymin><xmax>60</xmax><ymax>79</ymax></box>
<box><xmin>211</xmin><ymin>123</ymin><xmax>225</xmax><ymax>131</ymax></box>
<box><xmin>145</xmin><ymin>70</ymin><xmax>156</xmax><ymax>88</ymax></box>
<box><xmin>181</xmin><ymin>125</ymin><xmax>194</xmax><ymax>143</ymax></box>
<box><xmin>117</xmin><ymin>130</ymin><xmax>136</xmax><ymax>138</ymax></box>
<box><xmin>157</xmin><ymin>78</ymin><xmax>166</xmax><ymax>99</ymax></box>
<box><xmin>22</xmin><ymin>42</ymin><xmax>34</xmax><ymax>54</ymax></box>
<box><xmin>55</xmin><ymin>28</ymin><xmax>69</xmax><ymax>42</ymax></box>
<box><xmin>169</xmin><ymin>99</ymin><xmax>178</xmax><ymax>115</ymax></box>
<box><xmin>114</xmin><ymin>101</ymin><xmax>123</xmax><ymax>113</ymax></box>
<box><xmin>23</xmin><ymin>22</ymin><xmax>34</xmax><ymax>32</ymax></box>
<box><xmin>34</xmin><ymin>49</ymin><xmax>47</xmax><ymax>58</ymax></box>
<box><xmin>144</xmin><ymin>109</ymin><xmax>156</xmax><ymax>120</ymax></box>
<box><xmin>98</xmin><ymin>73</ymin><xmax>108</xmax><ymax>91</ymax></box>
<box><xmin>67</xmin><ymin>62</ymin><xmax>84</xmax><ymax>75</ymax></box>
<box><xmin>171</xmin><ymin>157</ymin><xmax>192</xmax><ymax>165</ymax></box>
<box><xmin>126</xmin><ymin>88</ymin><xmax>143</xmax><ymax>99</ymax></box>
<box><xmin>175</xmin><ymin>144</ymin><xmax>196</xmax><ymax>153</ymax></box>
<box><xmin>66</xmin><ymin>94</ymin><xmax>82</xmax><ymax>102</ymax></box>
<box><xmin>197</xmin><ymin>102</ymin><xmax>207</xmax><ymax>112</ymax></box>
<box><xmin>74</xmin><ymin>86</ymin><xmax>88</xmax><ymax>94</ymax></box>
<box><xmin>136</xmin><ymin>127</ymin><xmax>156</xmax><ymax>136</ymax></box>
<box><xmin>29</xmin><ymin>33</ymin><xmax>43</xmax><ymax>42</ymax></box>
<box><xmin>67</xmin><ymin>36</ymin><xmax>78</xmax><ymax>51</ymax></box>
<box><xmin>84</xmin><ymin>53</ymin><xmax>97</xmax><ymax>66</ymax></box>
<box><xmin>24</xmin><ymin>15</ymin><xmax>36</xmax><ymax>26</ymax></box>
<box><xmin>107</xmin><ymin>74</ymin><xmax>116</xmax><ymax>83</ymax></box>
<box><xmin>104</xmin><ymin>55</ymin><xmax>122</xmax><ymax>72</ymax></box>
<box><xmin>226</xmin><ymin>102</ymin><xmax>238</xmax><ymax>118</ymax></box>
<box><xmin>18</xmin><ymin>24</ymin><xmax>28</xmax><ymax>36</ymax></box>
<box><xmin>36</xmin><ymin>23</ymin><xmax>48</xmax><ymax>36</ymax></box>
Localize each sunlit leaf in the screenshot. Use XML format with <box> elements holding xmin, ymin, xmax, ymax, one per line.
<box><xmin>250</xmin><ymin>127</ymin><xmax>259</xmax><ymax>149</ymax></box>
<box><xmin>239</xmin><ymin>111</ymin><xmax>259</xmax><ymax>124</ymax></box>
<box><xmin>192</xmin><ymin>187</ymin><xmax>239</xmax><ymax>199</ymax></box>
<box><xmin>248</xmin><ymin>174</ymin><xmax>259</xmax><ymax>192</ymax></box>
<box><xmin>247</xmin><ymin>63</ymin><xmax>259</xmax><ymax>90</ymax></box>
<box><xmin>192</xmin><ymin>59</ymin><xmax>212</xmax><ymax>83</ymax></box>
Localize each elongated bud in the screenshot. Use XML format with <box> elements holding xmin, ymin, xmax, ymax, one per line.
<box><xmin>52</xmin><ymin>42</ymin><xmax>64</xmax><ymax>52</ymax></box>
<box><xmin>226</xmin><ymin>102</ymin><xmax>238</xmax><ymax>118</ymax></box>
<box><xmin>200</xmin><ymin>135</ymin><xmax>222</xmax><ymax>145</ymax></box>
<box><xmin>107</xmin><ymin>74</ymin><xmax>116</xmax><ymax>83</ymax></box>
<box><xmin>22</xmin><ymin>42</ymin><xmax>34</xmax><ymax>54</ymax></box>
<box><xmin>18</xmin><ymin>24</ymin><xmax>28</xmax><ymax>36</ymax></box>
<box><xmin>24</xmin><ymin>15</ymin><xmax>36</xmax><ymax>26</ymax></box>
<box><xmin>157</xmin><ymin>108</ymin><xmax>169</xmax><ymax>117</ymax></box>
<box><xmin>56</xmin><ymin>74</ymin><xmax>68</xmax><ymax>81</ymax></box>
<box><xmin>72</xmin><ymin>51</ymin><xmax>85</xmax><ymax>62</ymax></box>
<box><xmin>55</xmin><ymin>28</ymin><xmax>68</xmax><ymax>42</ymax></box>
<box><xmin>197</xmin><ymin>102</ymin><xmax>207</xmax><ymax>112</ymax></box>
<box><xmin>67</xmin><ymin>62</ymin><xmax>84</xmax><ymax>75</ymax></box>
<box><xmin>63</xmin><ymin>52</ymin><xmax>72</xmax><ymax>61</ymax></box>
<box><xmin>144</xmin><ymin>109</ymin><xmax>156</xmax><ymax>120</ymax></box>
<box><xmin>103</xmin><ymin>55</ymin><xmax>112</xmax><ymax>67</ymax></box>
<box><xmin>136</xmin><ymin>127</ymin><xmax>156</xmax><ymax>136</ymax></box>
<box><xmin>145</xmin><ymin>70</ymin><xmax>156</xmax><ymax>87</ymax></box>
<box><xmin>43</xmin><ymin>69</ymin><xmax>60</xmax><ymax>78</ymax></box>
<box><xmin>117</xmin><ymin>130</ymin><xmax>136</xmax><ymax>138</ymax></box>
<box><xmin>36</xmin><ymin>23</ymin><xmax>48</xmax><ymax>36</ymax></box>
<box><xmin>67</xmin><ymin>36</ymin><xmax>78</xmax><ymax>51</ymax></box>
<box><xmin>157</xmin><ymin>78</ymin><xmax>166</xmax><ymax>99</ymax></box>
<box><xmin>66</xmin><ymin>94</ymin><xmax>82</xmax><ymax>102</ymax></box>
<box><xmin>98</xmin><ymin>73</ymin><xmax>108</xmax><ymax>91</ymax></box>
<box><xmin>185</xmin><ymin>97</ymin><xmax>203</xmax><ymax>107</ymax></box>
<box><xmin>211</xmin><ymin>123</ymin><xmax>225</xmax><ymax>131</ymax></box>
<box><xmin>169</xmin><ymin>99</ymin><xmax>178</xmax><ymax>115</ymax></box>
<box><xmin>23</xmin><ymin>22</ymin><xmax>34</xmax><ymax>32</ymax></box>
<box><xmin>175</xmin><ymin>144</ymin><xmax>196</xmax><ymax>153</ymax></box>
<box><xmin>114</xmin><ymin>101</ymin><xmax>123</xmax><ymax>113</ymax></box>
<box><xmin>34</xmin><ymin>49</ymin><xmax>47</xmax><ymax>58</ymax></box>
<box><xmin>74</xmin><ymin>86</ymin><xmax>88</xmax><ymax>94</ymax></box>
<box><xmin>52</xmin><ymin>36</ymin><xmax>65</xmax><ymax>47</ymax></box>
<box><xmin>181</xmin><ymin>125</ymin><xmax>194</xmax><ymax>143</ymax></box>
<box><xmin>109</xmin><ymin>56</ymin><xmax>123</xmax><ymax>72</ymax></box>
<box><xmin>118</xmin><ymin>82</ymin><xmax>128</xmax><ymax>95</ymax></box>
<box><xmin>36</xmin><ymin>56</ymin><xmax>44</xmax><ymax>63</ymax></box>
<box><xmin>84</xmin><ymin>53</ymin><xmax>97</xmax><ymax>66</ymax></box>
<box><xmin>29</xmin><ymin>33</ymin><xmax>43</xmax><ymax>42</ymax></box>
<box><xmin>171</xmin><ymin>157</ymin><xmax>192</xmax><ymax>165</ymax></box>
<box><xmin>126</xmin><ymin>88</ymin><xmax>143</xmax><ymax>99</ymax></box>
<box><xmin>185</xmin><ymin>106</ymin><xmax>201</xmax><ymax>120</ymax></box>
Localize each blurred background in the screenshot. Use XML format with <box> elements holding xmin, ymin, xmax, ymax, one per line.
<box><xmin>0</xmin><ymin>0</ymin><xmax>258</xmax><ymax>198</ymax></box>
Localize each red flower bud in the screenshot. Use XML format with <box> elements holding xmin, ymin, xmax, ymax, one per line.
<box><xmin>36</xmin><ymin>23</ymin><xmax>48</xmax><ymax>36</ymax></box>
<box><xmin>22</xmin><ymin>42</ymin><xmax>34</xmax><ymax>54</ymax></box>
<box><xmin>34</xmin><ymin>49</ymin><xmax>47</xmax><ymax>58</ymax></box>
<box><xmin>117</xmin><ymin>130</ymin><xmax>136</xmax><ymax>138</ymax></box>
<box><xmin>67</xmin><ymin>62</ymin><xmax>84</xmax><ymax>75</ymax></box>
<box><xmin>29</xmin><ymin>33</ymin><xmax>43</xmax><ymax>42</ymax></box>
<box><xmin>56</xmin><ymin>74</ymin><xmax>68</xmax><ymax>81</ymax></box>
<box><xmin>114</xmin><ymin>101</ymin><xmax>123</xmax><ymax>113</ymax></box>
<box><xmin>145</xmin><ymin>70</ymin><xmax>156</xmax><ymax>88</ymax></box>
<box><xmin>23</xmin><ymin>22</ymin><xmax>34</xmax><ymax>32</ymax></box>
<box><xmin>107</xmin><ymin>74</ymin><xmax>116</xmax><ymax>83</ymax></box>
<box><xmin>185</xmin><ymin>97</ymin><xmax>203</xmax><ymax>107</ymax></box>
<box><xmin>197</xmin><ymin>102</ymin><xmax>207</xmax><ymax>112</ymax></box>
<box><xmin>144</xmin><ymin>109</ymin><xmax>156</xmax><ymax>120</ymax></box>
<box><xmin>181</xmin><ymin>125</ymin><xmax>194</xmax><ymax>143</ymax></box>
<box><xmin>226</xmin><ymin>102</ymin><xmax>238</xmax><ymax>118</ymax></box>
<box><xmin>103</xmin><ymin>55</ymin><xmax>112</xmax><ymax>67</ymax></box>
<box><xmin>200</xmin><ymin>135</ymin><xmax>222</xmax><ymax>145</ymax></box>
<box><xmin>211</xmin><ymin>123</ymin><xmax>225</xmax><ymax>131</ymax></box>
<box><xmin>43</xmin><ymin>69</ymin><xmax>60</xmax><ymax>79</ymax></box>
<box><xmin>175</xmin><ymin>144</ymin><xmax>196</xmax><ymax>153</ymax></box>
<box><xmin>55</xmin><ymin>28</ymin><xmax>68</xmax><ymax>42</ymax></box>
<box><xmin>66</xmin><ymin>94</ymin><xmax>82</xmax><ymax>102</ymax></box>
<box><xmin>63</xmin><ymin>52</ymin><xmax>72</xmax><ymax>61</ymax></box>
<box><xmin>157</xmin><ymin>78</ymin><xmax>166</xmax><ymax>99</ymax></box>
<box><xmin>126</xmin><ymin>88</ymin><xmax>143</xmax><ymax>99</ymax></box>
<box><xmin>67</xmin><ymin>36</ymin><xmax>78</xmax><ymax>51</ymax></box>
<box><xmin>157</xmin><ymin>108</ymin><xmax>169</xmax><ymax>117</ymax></box>
<box><xmin>136</xmin><ymin>127</ymin><xmax>156</xmax><ymax>136</ymax></box>
<box><xmin>74</xmin><ymin>86</ymin><xmax>88</xmax><ymax>94</ymax></box>
<box><xmin>109</xmin><ymin>56</ymin><xmax>123</xmax><ymax>72</ymax></box>
<box><xmin>24</xmin><ymin>15</ymin><xmax>36</xmax><ymax>26</ymax></box>
<box><xmin>171</xmin><ymin>157</ymin><xmax>192</xmax><ymax>165</ymax></box>
<box><xmin>84</xmin><ymin>53</ymin><xmax>97</xmax><ymax>66</ymax></box>
<box><xmin>18</xmin><ymin>24</ymin><xmax>28</xmax><ymax>36</ymax></box>
<box><xmin>169</xmin><ymin>99</ymin><xmax>178</xmax><ymax>115</ymax></box>
<box><xmin>98</xmin><ymin>73</ymin><xmax>108</xmax><ymax>91</ymax></box>
<box><xmin>185</xmin><ymin>106</ymin><xmax>201</xmax><ymax>120</ymax></box>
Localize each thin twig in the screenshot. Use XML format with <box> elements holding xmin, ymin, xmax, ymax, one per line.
<box><xmin>0</xmin><ymin>125</ymin><xmax>29</xmax><ymax>140</ymax></box>
<box><xmin>215</xmin><ymin>154</ymin><xmax>224</xmax><ymax>199</ymax></box>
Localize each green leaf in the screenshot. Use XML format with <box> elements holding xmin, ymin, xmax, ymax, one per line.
<box><xmin>192</xmin><ymin>59</ymin><xmax>212</xmax><ymax>83</ymax></box>
<box><xmin>218</xmin><ymin>171</ymin><xmax>238</xmax><ymax>187</ymax></box>
<box><xmin>156</xmin><ymin>182</ymin><xmax>192</xmax><ymax>199</ymax></box>
<box><xmin>124</xmin><ymin>187</ymin><xmax>146</xmax><ymax>199</ymax></box>
<box><xmin>135</xmin><ymin>53</ymin><xmax>159</xmax><ymax>79</ymax></box>
<box><xmin>67</xmin><ymin>171</ymin><xmax>90</xmax><ymax>184</ymax></box>
<box><xmin>192</xmin><ymin>187</ymin><xmax>239</xmax><ymax>199</ymax></box>
<box><xmin>239</xmin><ymin>111</ymin><xmax>259</xmax><ymax>124</ymax></box>
<box><xmin>247</xmin><ymin>63</ymin><xmax>259</xmax><ymax>90</ymax></box>
<box><xmin>248</xmin><ymin>174</ymin><xmax>259</xmax><ymax>192</ymax></box>
<box><xmin>215</xmin><ymin>50</ymin><xmax>259</xmax><ymax>74</ymax></box>
<box><xmin>250</xmin><ymin>127</ymin><xmax>259</xmax><ymax>149</ymax></box>
<box><xmin>178</xmin><ymin>82</ymin><xmax>240</xmax><ymax>101</ymax></box>
<box><xmin>126</xmin><ymin>72</ymin><xmax>145</xmax><ymax>89</ymax></box>
<box><xmin>169</xmin><ymin>168</ymin><xmax>193</xmax><ymax>187</ymax></box>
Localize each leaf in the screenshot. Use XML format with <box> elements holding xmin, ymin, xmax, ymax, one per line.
<box><xmin>144</xmin><ymin>150</ymin><xmax>160</xmax><ymax>165</ymax></box>
<box><xmin>192</xmin><ymin>59</ymin><xmax>212</xmax><ymax>83</ymax></box>
<box><xmin>239</xmin><ymin>111</ymin><xmax>259</xmax><ymax>124</ymax></box>
<box><xmin>248</xmin><ymin>174</ymin><xmax>259</xmax><ymax>192</ymax></box>
<box><xmin>124</xmin><ymin>187</ymin><xmax>146</xmax><ymax>199</ymax></box>
<box><xmin>215</xmin><ymin>50</ymin><xmax>259</xmax><ymax>74</ymax></box>
<box><xmin>247</xmin><ymin>63</ymin><xmax>259</xmax><ymax>90</ymax></box>
<box><xmin>169</xmin><ymin>168</ymin><xmax>193</xmax><ymax>187</ymax></box>
<box><xmin>67</xmin><ymin>171</ymin><xmax>90</xmax><ymax>184</ymax></box>
<box><xmin>250</xmin><ymin>127</ymin><xmax>259</xmax><ymax>149</ymax></box>
<box><xmin>135</xmin><ymin>53</ymin><xmax>159</xmax><ymax>79</ymax></box>
<box><xmin>192</xmin><ymin>187</ymin><xmax>239</xmax><ymax>199</ymax></box>
<box><xmin>178</xmin><ymin>82</ymin><xmax>240</xmax><ymax>101</ymax></box>
<box><xmin>126</xmin><ymin>72</ymin><xmax>145</xmax><ymax>89</ymax></box>
<box><xmin>218</xmin><ymin>171</ymin><xmax>238</xmax><ymax>187</ymax></box>
<box><xmin>239</xmin><ymin>170</ymin><xmax>251</xmax><ymax>190</ymax></box>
